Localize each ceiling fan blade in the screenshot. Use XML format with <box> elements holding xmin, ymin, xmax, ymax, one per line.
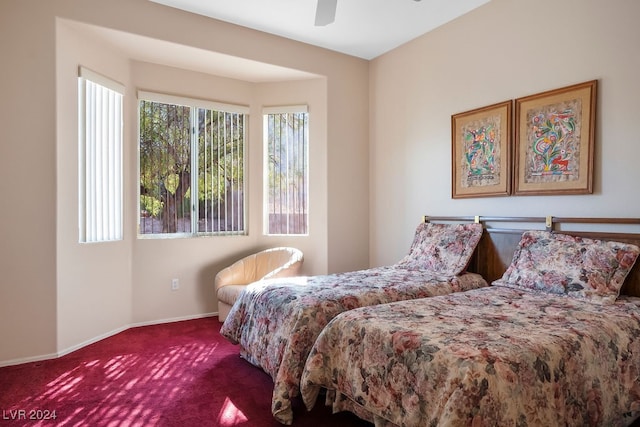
<box><xmin>315</xmin><ymin>0</ymin><xmax>337</xmax><ymax>26</ymax></box>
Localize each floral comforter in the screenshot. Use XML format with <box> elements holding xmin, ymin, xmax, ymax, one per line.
<box><xmin>301</xmin><ymin>286</ymin><xmax>640</xmax><ymax>427</ymax></box>
<box><xmin>220</xmin><ymin>267</ymin><xmax>487</xmax><ymax>424</ymax></box>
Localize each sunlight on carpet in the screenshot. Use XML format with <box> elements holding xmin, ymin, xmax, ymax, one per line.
<box><xmin>0</xmin><ymin>318</ymin><xmax>373</xmax><ymax>426</ymax></box>
<box><xmin>217</xmin><ymin>397</ymin><xmax>249</xmax><ymax>425</ymax></box>
<box><xmin>4</xmin><ymin>340</ymin><xmax>221</xmax><ymax>425</ymax></box>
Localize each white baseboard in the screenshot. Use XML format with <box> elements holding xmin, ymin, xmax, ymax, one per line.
<box><xmin>0</xmin><ymin>312</ymin><xmax>218</xmax><ymax>368</ymax></box>
<box><xmin>56</xmin><ymin>325</ymin><xmax>131</xmax><ymax>359</ymax></box>
<box><xmin>130</xmin><ymin>312</ymin><xmax>217</xmax><ymax>328</ymax></box>
<box><xmin>0</xmin><ymin>352</ymin><xmax>60</xmax><ymax>368</ymax></box>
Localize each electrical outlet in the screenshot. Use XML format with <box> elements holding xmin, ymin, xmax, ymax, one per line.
<box><xmin>171</xmin><ymin>278</ymin><xmax>179</xmax><ymax>291</ymax></box>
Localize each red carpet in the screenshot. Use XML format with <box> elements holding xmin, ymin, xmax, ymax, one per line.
<box><xmin>0</xmin><ymin>317</ymin><xmax>371</xmax><ymax>427</ymax></box>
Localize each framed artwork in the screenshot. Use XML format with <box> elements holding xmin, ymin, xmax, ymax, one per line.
<box><xmin>451</xmin><ymin>100</ymin><xmax>512</xmax><ymax>198</ymax></box>
<box><xmin>514</xmin><ymin>80</ymin><xmax>597</xmax><ymax>195</ymax></box>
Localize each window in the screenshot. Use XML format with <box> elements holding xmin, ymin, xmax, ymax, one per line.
<box><xmin>138</xmin><ymin>92</ymin><xmax>247</xmax><ymax>236</ymax></box>
<box><xmin>264</xmin><ymin>106</ymin><xmax>309</xmax><ymax>235</ymax></box>
<box><xmin>78</xmin><ymin>67</ymin><xmax>124</xmax><ymax>243</ymax></box>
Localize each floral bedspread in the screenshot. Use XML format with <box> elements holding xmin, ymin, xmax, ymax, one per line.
<box><xmin>301</xmin><ymin>286</ymin><xmax>640</xmax><ymax>427</ymax></box>
<box><xmin>220</xmin><ymin>267</ymin><xmax>487</xmax><ymax>424</ymax></box>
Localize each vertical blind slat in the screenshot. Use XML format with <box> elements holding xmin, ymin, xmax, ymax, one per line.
<box><xmin>265</xmin><ymin>110</ymin><xmax>308</xmax><ymax>235</ymax></box>
<box><xmin>81</xmin><ymin>79</ymin><xmax>123</xmax><ymax>243</ymax></box>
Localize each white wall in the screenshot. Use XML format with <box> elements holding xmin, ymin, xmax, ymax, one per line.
<box><xmin>56</xmin><ymin>20</ymin><xmax>133</xmax><ymax>353</ymax></box>
<box><xmin>0</xmin><ymin>0</ymin><xmax>369</xmax><ymax>365</ymax></box>
<box><xmin>369</xmin><ymin>0</ymin><xmax>640</xmax><ymax>266</ymax></box>
<box><xmin>0</xmin><ymin>2</ymin><xmax>58</xmax><ymax>364</ymax></box>
<box><xmin>129</xmin><ymin>62</ymin><xmax>329</xmax><ymax>324</ymax></box>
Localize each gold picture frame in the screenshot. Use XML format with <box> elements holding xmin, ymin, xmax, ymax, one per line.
<box><xmin>451</xmin><ymin>100</ymin><xmax>512</xmax><ymax>198</ymax></box>
<box><xmin>514</xmin><ymin>80</ymin><xmax>597</xmax><ymax>195</ymax></box>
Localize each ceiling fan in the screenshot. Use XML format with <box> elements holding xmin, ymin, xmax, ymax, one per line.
<box><xmin>314</xmin><ymin>0</ymin><xmax>337</xmax><ymax>26</ymax></box>
<box><xmin>314</xmin><ymin>0</ymin><xmax>422</xmax><ymax>26</ymax></box>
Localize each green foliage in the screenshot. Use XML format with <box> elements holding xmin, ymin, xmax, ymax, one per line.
<box><xmin>140</xmin><ymin>195</ymin><xmax>162</xmax><ymax>217</ymax></box>
<box><xmin>266</xmin><ymin>112</ymin><xmax>308</xmax><ymax>194</ymax></box>
<box><xmin>139</xmin><ymin>100</ymin><xmax>245</xmax><ymax>228</ymax></box>
<box><xmin>197</xmin><ymin>109</ymin><xmax>244</xmax><ymax>202</ymax></box>
<box><xmin>165</xmin><ymin>173</ymin><xmax>180</xmax><ymax>195</ymax></box>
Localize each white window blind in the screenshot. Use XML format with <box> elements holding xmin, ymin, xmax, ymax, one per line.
<box><xmin>263</xmin><ymin>106</ymin><xmax>309</xmax><ymax>235</ymax></box>
<box><xmin>78</xmin><ymin>67</ymin><xmax>124</xmax><ymax>243</ymax></box>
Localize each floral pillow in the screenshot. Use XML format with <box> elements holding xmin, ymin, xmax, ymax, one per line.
<box><xmin>397</xmin><ymin>222</ymin><xmax>483</xmax><ymax>275</ymax></box>
<box><xmin>492</xmin><ymin>230</ymin><xmax>640</xmax><ymax>305</ymax></box>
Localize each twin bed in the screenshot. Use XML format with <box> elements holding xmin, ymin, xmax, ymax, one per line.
<box><xmin>221</xmin><ymin>216</ymin><xmax>640</xmax><ymax>426</ymax></box>
<box><xmin>220</xmin><ymin>221</ymin><xmax>487</xmax><ymax>424</ymax></box>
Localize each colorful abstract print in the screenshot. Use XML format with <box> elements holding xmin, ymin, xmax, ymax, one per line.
<box><xmin>526</xmin><ymin>100</ymin><xmax>581</xmax><ymax>183</ymax></box>
<box><xmin>462</xmin><ymin>117</ymin><xmax>501</xmax><ymax>188</ymax></box>
<box><xmin>301</xmin><ymin>286</ymin><xmax>640</xmax><ymax>427</ymax></box>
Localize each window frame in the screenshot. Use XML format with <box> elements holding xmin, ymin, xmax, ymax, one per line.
<box><xmin>137</xmin><ymin>91</ymin><xmax>249</xmax><ymax>239</ymax></box>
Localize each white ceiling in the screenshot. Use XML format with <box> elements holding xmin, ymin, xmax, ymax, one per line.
<box><xmin>149</xmin><ymin>0</ymin><xmax>491</xmax><ymax>60</ymax></box>
<box><xmin>68</xmin><ymin>0</ymin><xmax>490</xmax><ymax>83</ymax></box>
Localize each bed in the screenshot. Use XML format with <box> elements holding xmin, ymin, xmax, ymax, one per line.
<box><xmin>301</xmin><ymin>217</ymin><xmax>640</xmax><ymax>427</ymax></box>
<box><xmin>220</xmin><ymin>220</ymin><xmax>489</xmax><ymax>424</ymax></box>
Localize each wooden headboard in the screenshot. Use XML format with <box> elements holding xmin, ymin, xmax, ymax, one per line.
<box><xmin>424</xmin><ymin>216</ymin><xmax>640</xmax><ymax>297</ymax></box>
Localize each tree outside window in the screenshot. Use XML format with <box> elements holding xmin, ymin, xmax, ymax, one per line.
<box><xmin>139</xmin><ymin>94</ymin><xmax>246</xmax><ymax>236</ymax></box>
<box><xmin>264</xmin><ymin>108</ymin><xmax>309</xmax><ymax>235</ymax></box>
